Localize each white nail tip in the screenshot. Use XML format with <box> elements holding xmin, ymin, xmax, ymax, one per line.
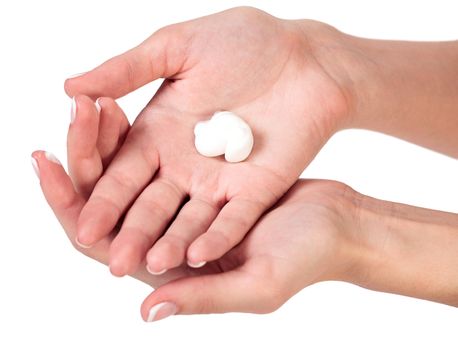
<box><xmin>146</xmin><ymin>265</ymin><xmax>167</xmax><ymax>276</ymax></box>
<box><xmin>194</xmin><ymin>111</ymin><xmax>254</xmax><ymax>163</ymax></box>
<box><xmin>75</xmin><ymin>237</ymin><xmax>92</xmax><ymax>249</ymax></box>
<box><xmin>147</xmin><ymin>302</ymin><xmax>177</xmax><ymax>322</ymax></box>
<box><xmin>70</xmin><ymin>97</ymin><xmax>76</xmax><ymax>124</ymax></box>
<box><xmin>44</xmin><ymin>152</ymin><xmax>61</xmax><ymax>165</ymax></box>
<box><xmin>187</xmin><ymin>260</ymin><xmax>206</xmax><ymax>269</ymax></box>
<box><xmin>95</xmin><ymin>98</ymin><xmax>101</xmax><ymax>114</ymax></box>
<box><xmin>31</xmin><ymin>157</ymin><xmax>40</xmax><ymax>178</ymax></box>
<box><xmin>68</xmin><ymin>72</ymin><xmax>86</xmax><ymax>79</ymax></box>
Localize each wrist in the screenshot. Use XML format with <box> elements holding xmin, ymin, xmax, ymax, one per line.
<box><xmin>293</xmin><ymin>20</ymin><xmax>367</xmax><ymax>131</ymax></box>
<box><xmin>347</xmin><ymin>193</ymin><xmax>458</xmax><ymax>306</ymax></box>
<box><xmin>306</xmin><ymin>182</ymin><xmax>373</xmax><ymax>284</ymax></box>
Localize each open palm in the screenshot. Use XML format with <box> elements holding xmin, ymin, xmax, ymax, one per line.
<box><xmin>65</xmin><ymin>7</ymin><xmax>349</xmax><ymax>276</ymax></box>
<box><xmin>34</xmin><ymin>149</ymin><xmax>356</xmax><ymax>318</ymax></box>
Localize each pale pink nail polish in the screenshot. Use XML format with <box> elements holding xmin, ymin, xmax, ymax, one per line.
<box><xmin>70</xmin><ymin>97</ymin><xmax>76</xmax><ymax>124</ymax></box>
<box><xmin>45</xmin><ymin>151</ymin><xmax>61</xmax><ymax>165</ymax></box>
<box><xmin>31</xmin><ymin>157</ymin><xmax>40</xmax><ymax>179</ymax></box>
<box><xmin>147</xmin><ymin>302</ymin><xmax>177</xmax><ymax>322</ymax></box>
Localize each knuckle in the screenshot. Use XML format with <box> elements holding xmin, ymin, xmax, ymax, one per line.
<box><xmin>104</xmin><ymin>171</ymin><xmax>138</xmax><ymax>194</ymax></box>
<box><xmin>143</xmin><ymin>198</ymin><xmax>170</xmax><ymax>218</ymax></box>
<box><xmin>91</xmin><ymin>195</ymin><xmax>123</xmax><ymax>218</ymax></box>
<box><xmin>158</xmin><ymin>235</ymin><xmax>187</xmax><ymax>256</ymax></box>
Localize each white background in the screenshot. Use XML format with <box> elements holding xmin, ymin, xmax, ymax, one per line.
<box><xmin>1</xmin><ymin>0</ymin><xmax>457</xmax><ymax>349</ymax></box>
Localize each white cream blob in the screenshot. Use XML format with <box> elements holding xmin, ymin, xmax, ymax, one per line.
<box><xmin>194</xmin><ymin>111</ymin><xmax>254</xmax><ymax>163</ymax></box>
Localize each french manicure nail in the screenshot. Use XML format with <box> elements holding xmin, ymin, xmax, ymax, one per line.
<box><xmin>146</xmin><ymin>265</ymin><xmax>167</xmax><ymax>276</ymax></box>
<box><xmin>187</xmin><ymin>260</ymin><xmax>206</xmax><ymax>269</ymax></box>
<box><xmin>75</xmin><ymin>236</ymin><xmax>92</xmax><ymax>249</ymax></box>
<box><xmin>70</xmin><ymin>97</ymin><xmax>76</xmax><ymax>124</ymax></box>
<box><xmin>95</xmin><ymin>98</ymin><xmax>101</xmax><ymax>114</ymax></box>
<box><xmin>31</xmin><ymin>157</ymin><xmax>40</xmax><ymax>179</ymax></box>
<box><xmin>68</xmin><ymin>72</ymin><xmax>86</xmax><ymax>79</ymax></box>
<box><xmin>45</xmin><ymin>151</ymin><xmax>61</xmax><ymax>165</ymax></box>
<box><xmin>147</xmin><ymin>302</ymin><xmax>177</xmax><ymax>322</ymax></box>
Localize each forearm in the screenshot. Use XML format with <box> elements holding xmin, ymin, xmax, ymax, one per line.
<box><xmin>303</xmin><ymin>21</ymin><xmax>458</xmax><ymax>157</ymax></box>
<box><xmin>352</xmin><ymin>194</ymin><xmax>458</xmax><ymax>306</ymax></box>
<box><xmin>348</xmin><ymin>38</ymin><xmax>458</xmax><ymax>157</ymax></box>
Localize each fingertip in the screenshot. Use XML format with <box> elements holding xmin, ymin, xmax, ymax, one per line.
<box><xmin>108</xmin><ymin>244</ymin><xmax>129</xmax><ymax>277</ymax></box>
<box><xmin>145</xmin><ymin>302</ymin><xmax>178</xmax><ymax>322</ymax></box>
<box><xmin>109</xmin><ymin>261</ymin><xmax>128</xmax><ymax>278</ymax></box>
<box><xmin>146</xmin><ymin>264</ymin><xmax>167</xmax><ymax>276</ymax></box>
<box><xmin>187</xmin><ymin>260</ymin><xmax>206</xmax><ymax>269</ymax></box>
<box><xmin>76</xmin><ymin>217</ymin><xmax>98</xmax><ymax>249</ymax></box>
<box><xmin>95</xmin><ymin>97</ymin><xmax>101</xmax><ymax>113</ymax></box>
<box><xmin>31</xmin><ymin>150</ymin><xmax>45</xmax><ymax>180</ymax></box>
<box><xmin>187</xmin><ymin>238</ymin><xmax>211</xmax><ymax>266</ymax></box>
<box><xmin>64</xmin><ymin>74</ymin><xmax>86</xmax><ymax>98</ymax></box>
<box><xmin>108</xmin><ymin>238</ymin><xmax>146</xmax><ymax>277</ymax></box>
<box><xmin>141</xmin><ymin>289</ymin><xmax>178</xmax><ymax>322</ymax></box>
<box><xmin>75</xmin><ymin>236</ymin><xmax>93</xmax><ymax>249</ymax></box>
<box><xmin>64</xmin><ymin>78</ymin><xmax>74</xmax><ymax>98</ymax></box>
<box><xmin>75</xmin><ymin>232</ymin><xmax>95</xmax><ymax>250</ymax></box>
<box><xmin>146</xmin><ymin>240</ymin><xmax>185</xmax><ymax>274</ymax></box>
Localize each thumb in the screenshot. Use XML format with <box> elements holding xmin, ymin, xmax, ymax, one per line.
<box><xmin>140</xmin><ymin>267</ymin><xmax>281</xmax><ymax>322</ymax></box>
<box><xmin>64</xmin><ymin>25</ymin><xmax>190</xmax><ymax>100</ymax></box>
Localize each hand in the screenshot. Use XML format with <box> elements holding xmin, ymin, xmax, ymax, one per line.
<box><xmin>34</xmin><ymin>143</ymin><xmax>361</xmax><ymax>320</ymax></box>
<box><xmin>64</xmin><ymin>7</ymin><xmax>350</xmax><ymax>276</ymax></box>
<box><xmin>35</xmin><ymin>100</ymin><xmax>458</xmax><ymax>320</ymax></box>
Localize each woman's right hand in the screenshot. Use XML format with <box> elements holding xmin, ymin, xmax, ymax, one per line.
<box><xmin>34</xmin><ymin>118</ymin><xmax>366</xmax><ymax>320</ymax></box>
<box><xmin>34</xmin><ymin>103</ymin><xmax>458</xmax><ymax>322</ymax></box>
<box><xmin>34</xmin><ymin>95</ymin><xmax>365</xmax><ymax>318</ymax></box>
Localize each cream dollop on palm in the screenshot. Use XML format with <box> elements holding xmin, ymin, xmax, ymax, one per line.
<box><xmin>64</xmin><ymin>7</ymin><xmax>348</xmax><ymax>276</ymax></box>
<box><xmin>194</xmin><ymin>111</ymin><xmax>254</xmax><ymax>163</ymax></box>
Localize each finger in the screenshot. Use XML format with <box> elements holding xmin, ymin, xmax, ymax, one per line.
<box><xmin>109</xmin><ymin>179</ymin><xmax>185</xmax><ymax>277</ymax></box>
<box><xmin>146</xmin><ymin>198</ymin><xmax>219</xmax><ymax>274</ymax></box>
<box><xmin>96</xmin><ymin>97</ymin><xmax>130</xmax><ymax>167</ymax></box>
<box><xmin>64</xmin><ymin>27</ymin><xmax>189</xmax><ymax>99</ymax></box>
<box><xmin>76</xmin><ymin>129</ymin><xmax>160</xmax><ymax>248</ymax></box>
<box><xmin>67</xmin><ymin>95</ymin><xmax>103</xmax><ymax>198</ymax></box>
<box><xmin>33</xmin><ymin>150</ymin><xmax>191</xmax><ymax>288</ymax></box>
<box><xmin>33</xmin><ymin>150</ymin><xmax>83</xmax><ymax>237</ymax></box>
<box><xmin>32</xmin><ymin>150</ymin><xmax>111</xmax><ymax>261</ymax></box>
<box><xmin>187</xmin><ymin>198</ymin><xmax>266</xmax><ymax>266</ymax></box>
<box><xmin>140</xmin><ymin>266</ymin><xmax>275</xmax><ymax>322</ymax></box>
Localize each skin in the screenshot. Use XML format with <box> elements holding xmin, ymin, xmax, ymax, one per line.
<box><xmin>32</xmin><ymin>105</ymin><xmax>458</xmax><ymax>322</ymax></box>
<box><xmin>34</xmin><ymin>98</ymin><xmax>363</xmax><ymax>314</ymax></box>
<box><xmin>64</xmin><ymin>7</ymin><xmax>350</xmax><ymax>276</ymax></box>
<box><xmin>64</xmin><ymin>7</ymin><xmax>458</xmax><ymax>278</ymax></box>
<box><xmin>33</xmin><ymin>7</ymin><xmax>458</xmax><ymax>320</ymax></box>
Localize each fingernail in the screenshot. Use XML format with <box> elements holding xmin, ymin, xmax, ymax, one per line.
<box><xmin>146</xmin><ymin>265</ymin><xmax>167</xmax><ymax>276</ymax></box>
<box><xmin>45</xmin><ymin>151</ymin><xmax>61</xmax><ymax>165</ymax></box>
<box><xmin>75</xmin><ymin>236</ymin><xmax>92</xmax><ymax>249</ymax></box>
<box><xmin>70</xmin><ymin>97</ymin><xmax>76</xmax><ymax>124</ymax></box>
<box><xmin>68</xmin><ymin>72</ymin><xmax>86</xmax><ymax>79</ymax></box>
<box><xmin>95</xmin><ymin>98</ymin><xmax>101</xmax><ymax>114</ymax></box>
<box><xmin>147</xmin><ymin>302</ymin><xmax>177</xmax><ymax>322</ymax></box>
<box><xmin>31</xmin><ymin>157</ymin><xmax>40</xmax><ymax>179</ymax></box>
<box><xmin>187</xmin><ymin>260</ymin><xmax>206</xmax><ymax>269</ymax></box>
